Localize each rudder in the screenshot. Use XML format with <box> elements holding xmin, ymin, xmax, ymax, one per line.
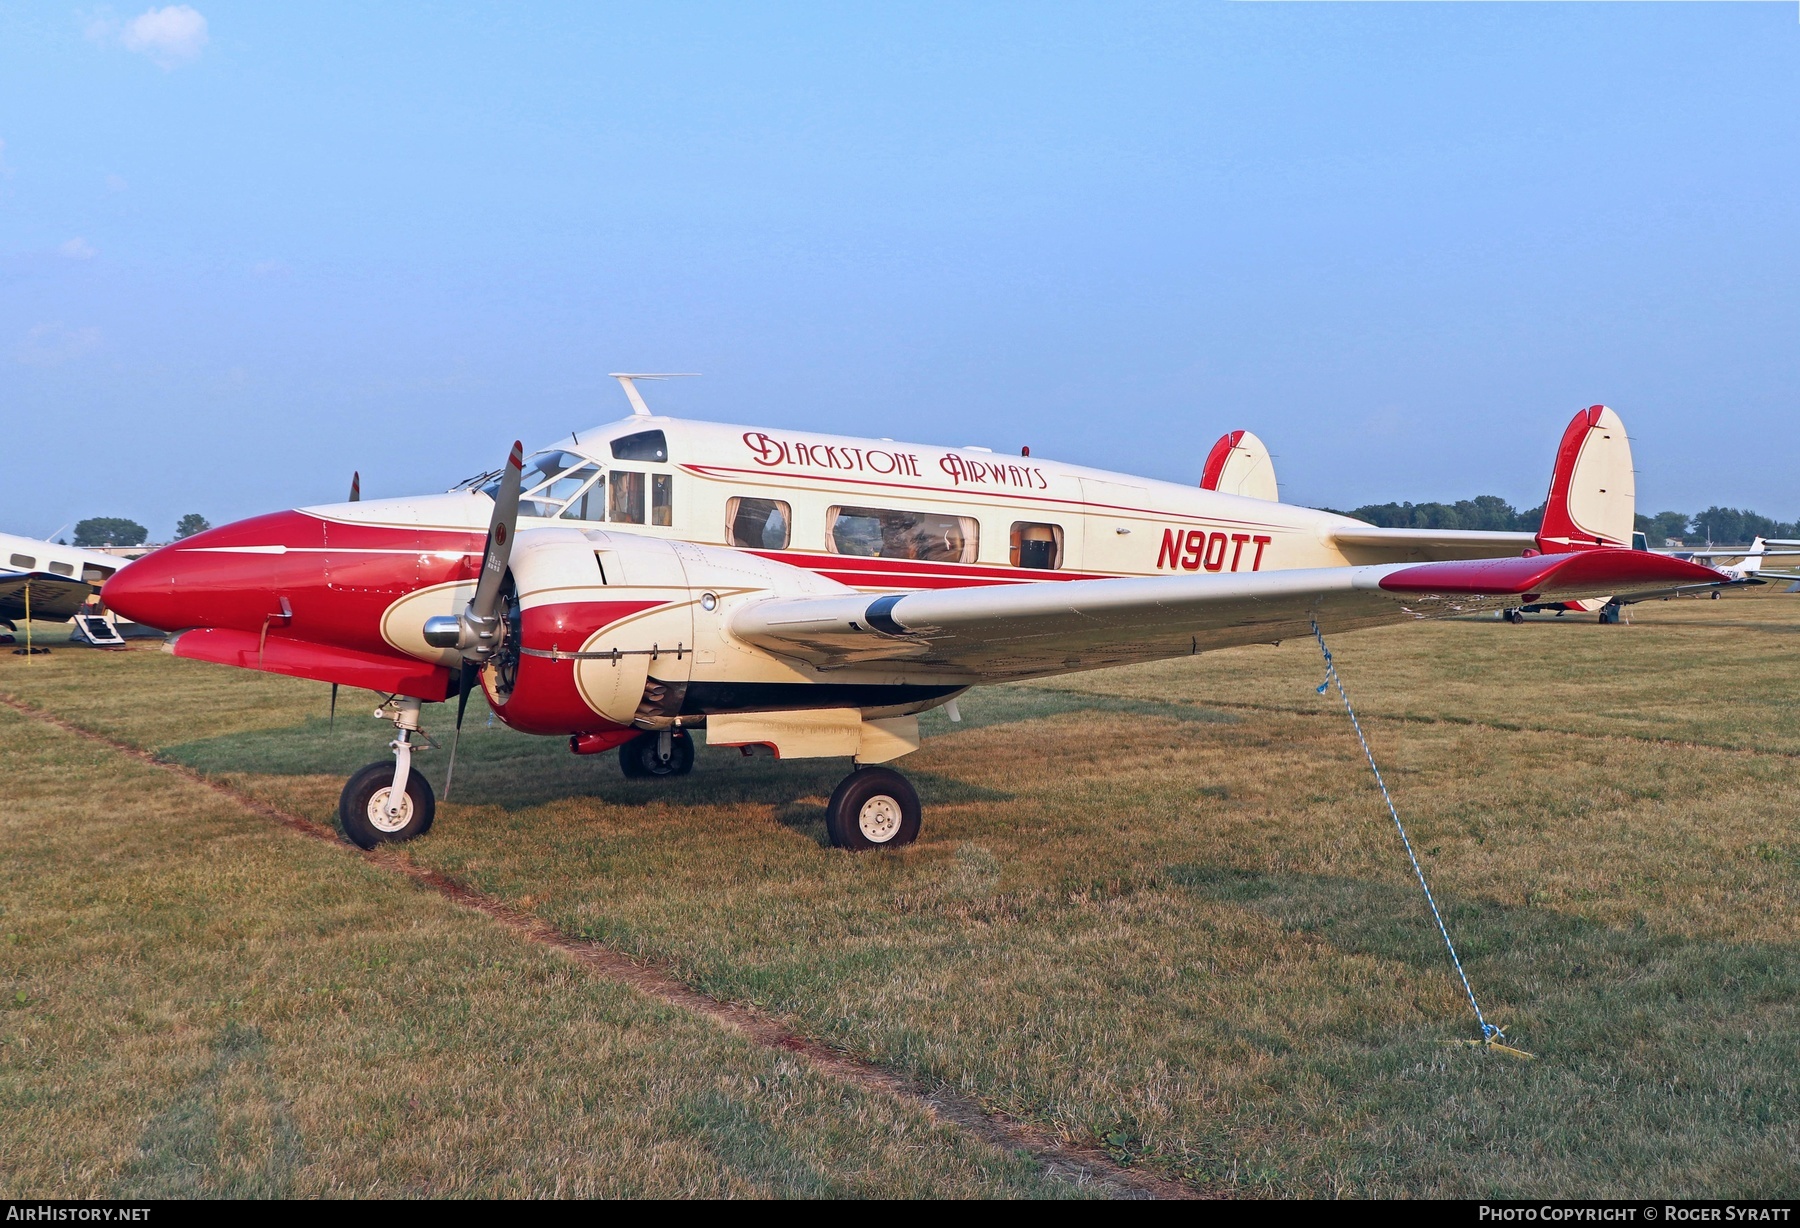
<box><xmin>1536</xmin><ymin>405</ymin><xmax>1635</xmax><ymax>552</ymax></box>
<box><xmin>1200</xmin><ymin>429</ymin><xmax>1279</xmax><ymax>502</ymax></box>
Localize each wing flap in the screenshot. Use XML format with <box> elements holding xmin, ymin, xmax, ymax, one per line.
<box><xmin>732</xmin><ymin>550</ymin><xmax>1720</xmax><ymax>679</ymax></box>
<box><xmin>1327</xmin><ymin>527</ymin><xmax>1538</xmax><ymax>563</ymax></box>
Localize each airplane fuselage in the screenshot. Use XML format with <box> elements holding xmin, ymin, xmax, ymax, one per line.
<box><xmin>107</xmin><ymin>414</ymin><xmax>1378</xmax><ymax>737</ymax></box>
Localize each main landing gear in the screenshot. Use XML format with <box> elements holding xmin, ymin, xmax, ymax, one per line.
<box><xmin>1505</xmin><ymin>608</ymin><xmax>1527</xmax><ymax>624</ymax></box>
<box><xmin>339</xmin><ymin>696</ymin><xmax>436</xmax><ymax>849</ymax></box>
<box><xmin>619</xmin><ymin>728</ymin><xmax>695</xmax><ymax>778</ymax></box>
<box><xmin>825</xmin><ymin>766</ymin><xmax>922</xmax><ymax>851</ymax></box>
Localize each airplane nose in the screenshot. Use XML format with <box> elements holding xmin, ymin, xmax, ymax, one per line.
<box><xmin>102</xmin><ymin>550</ymin><xmax>188</xmax><ymax>631</ymax></box>
<box><xmin>101</xmin><ymin>510</ymin><xmax>328</xmax><ymax>634</ymax></box>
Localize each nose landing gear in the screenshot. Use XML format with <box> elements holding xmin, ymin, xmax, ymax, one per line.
<box><xmin>339</xmin><ymin>696</ymin><xmax>437</xmax><ymax>848</ymax></box>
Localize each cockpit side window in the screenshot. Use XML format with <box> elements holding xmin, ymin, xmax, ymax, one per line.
<box><xmin>609</xmin><ymin>471</ymin><xmax>645</xmax><ymax>524</ymax></box>
<box><xmin>559</xmin><ymin>473</ymin><xmax>606</xmax><ymax>522</ymax></box>
<box><xmin>610</xmin><ymin>430</ymin><xmax>668</xmax><ymax>462</ymax></box>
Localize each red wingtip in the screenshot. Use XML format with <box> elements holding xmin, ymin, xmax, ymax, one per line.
<box><xmin>1200</xmin><ymin>430</ymin><xmax>1244</xmax><ymax>491</ymax></box>
<box><xmin>1381</xmin><ymin>549</ymin><xmax>1718</xmax><ymax>597</ymax></box>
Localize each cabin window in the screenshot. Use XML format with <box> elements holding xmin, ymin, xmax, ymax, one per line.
<box><xmin>826</xmin><ymin>506</ymin><xmax>978</xmax><ymax>564</ymax></box>
<box><xmin>10</xmin><ymin>553</ymin><xmax>34</xmax><ymax>570</ymax></box>
<box><xmin>609</xmin><ymin>471</ymin><xmax>645</xmax><ymax>524</ymax></box>
<box><xmin>557</xmin><ymin>472</ymin><xmax>606</xmax><ymax>522</ymax></box>
<box><xmin>1010</xmin><ymin>522</ymin><xmax>1064</xmax><ymax>570</ymax></box>
<box><xmin>652</xmin><ymin>474</ymin><xmax>673</xmax><ymax>526</ymax></box>
<box><xmin>49</xmin><ymin>561</ymin><xmax>74</xmax><ymax>577</ymax></box>
<box><xmin>726</xmin><ymin>497</ymin><xmax>791</xmax><ymax>549</ymax></box>
<box><xmin>611</xmin><ymin>430</ymin><xmax>668</xmax><ymax>462</ymax></box>
<box><xmin>82</xmin><ymin>565</ymin><xmax>115</xmax><ymax>583</ymax></box>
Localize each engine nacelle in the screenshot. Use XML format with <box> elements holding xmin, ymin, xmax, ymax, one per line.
<box><xmin>480</xmin><ymin>527</ymin><xmax>847</xmax><ymax>737</ymax></box>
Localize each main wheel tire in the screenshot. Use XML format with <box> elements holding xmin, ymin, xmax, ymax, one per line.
<box><xmin>619</xmin><ymin>728</ymin><xmax>694</xmax><ymax>778</ymax></box>
<box><xmin>1506</xmin><ymin>608</ymin><xmax>1526</xmax><ymax>625</ymax></box>
<box><xmin>825</xmin><ymin>767</ymin><xmax>922</xmax><ymax>851</ymax></box>
<box><xmin>1711</xmin><ymin>590</ymin><xmax>1721</xmax><ymax>600</ymax></box>
<box><xmin>339</xmin><ymin>760</ymin><xmax>435</xmax><ymax>849</ymax></box>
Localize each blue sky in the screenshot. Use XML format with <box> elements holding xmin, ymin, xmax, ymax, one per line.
<box><xmin>2</xmin><ymin>2</ymin><xmax>1795</xmax><ymax>539</ymax></box>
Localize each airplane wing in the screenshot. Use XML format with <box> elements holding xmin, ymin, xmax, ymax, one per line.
<box><xmin>732</xmin><ymin>550</ymin><xmax>1720</xmax><ymax>681</ymax></box>
<box><xmin>1325</xmin><ymin>527</ymin><xmax>1538</xmax><ymax>563</ymax></box>
<box><xmin>0</xmin><ymin>571</ymin><xmax>97</xmax><ymax>623</ymax></box>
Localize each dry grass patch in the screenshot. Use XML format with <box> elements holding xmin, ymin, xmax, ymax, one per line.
<box><xmin>0</xmin><ymin>704</ymin><xmax>1070</xmax><ymax>1198</ymax></box>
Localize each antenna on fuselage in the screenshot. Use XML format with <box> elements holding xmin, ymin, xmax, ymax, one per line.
<box><xmin>610</xmin><ymin>372</ymin><xmax>698</xmax><ymax>418</ymax></box>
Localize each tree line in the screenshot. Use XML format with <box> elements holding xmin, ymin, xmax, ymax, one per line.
<box><xmin>67</xmin><ymin>514</ymin><xmax>211</xmax><ymax>548</ymax></box>
<box><xmin>1319</xmin><ymin>498</ymin><xmax>1798</xmax><ymax>547</ymax></box>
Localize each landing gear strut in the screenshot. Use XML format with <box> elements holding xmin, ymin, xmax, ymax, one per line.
<box><xmin>825</xmin><ymin>766</ymin><xmax>921</xmax><ymax>851</ymax></box>
<box><xmin>619</xmin><ymin>728</ymin><xmax>694</xmax><ymax>778</ymax></box>
<box><xmin>339</xmin><ymin>696</ymin><xmax>437</xmax><ymax>848</ymax></box>
<box><xmin>1505</xmin><ymin>608</ymin><xmax>1526</xmax><ymax>624</ymax></box>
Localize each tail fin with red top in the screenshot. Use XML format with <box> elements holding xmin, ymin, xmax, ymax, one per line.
<box><xmin>1200</xmin><ymin>429</ymin><xmax>1279</xmax><ymax>502</ymax></box>
<box><xmin>1535</xmin><ymin>405</ymin><xmax>1635</xmax><ymax>552</ymax></box>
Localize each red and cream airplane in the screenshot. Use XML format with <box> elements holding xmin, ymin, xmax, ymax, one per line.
<box><xmin>103</xmin><ymin>381</ymin><xmax>1718</xmax><ymax>852</ymax></box>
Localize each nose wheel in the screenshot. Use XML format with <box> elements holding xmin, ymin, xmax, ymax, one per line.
<box><xmin>825</xmin><ymin>767</ymin><xmax>922</xmax><ymax>851</ymax></box>
<box><xmin>338</xmin><ymin>695</ymin><xmax>437</xmax><ymax>848</ymax></box>
<box><xmin>340</xmin><ymin>760</ymin><xmax>436</xmax><ymax>848</ymax></box>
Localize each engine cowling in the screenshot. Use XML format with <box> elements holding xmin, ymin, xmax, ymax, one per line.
<box><xmin>477</xmin><ymin>528</ymin><xmax>844</xmax><ymax>736</ymax></box>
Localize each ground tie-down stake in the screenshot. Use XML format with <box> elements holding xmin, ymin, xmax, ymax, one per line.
<box><xmin>1309</xmin><ymin>618</ymin><xmax>1533</xmax><ymax>1060</ymax></box>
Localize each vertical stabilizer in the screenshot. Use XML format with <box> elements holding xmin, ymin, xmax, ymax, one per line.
<box><xmin>1200</xmin><ymin>430</ymin><xmax>1279</xmax><ymax>502</ymax></box>
<box><xmin>1535</xmin><ymin>405</ymin><xmax>1635</xmax><ymax>552</ymax></box>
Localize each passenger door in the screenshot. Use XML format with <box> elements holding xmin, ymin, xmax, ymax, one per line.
<box><xmin>1078</xmin><ymin>478</ymin><xmax>1149</xmax><ymax>574</ymax></box>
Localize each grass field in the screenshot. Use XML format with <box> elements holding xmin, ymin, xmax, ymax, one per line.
<box><xmin>3</xmin><ymin>589</ymin><xmax>1798</xmax><ymax>1197</ymax></box>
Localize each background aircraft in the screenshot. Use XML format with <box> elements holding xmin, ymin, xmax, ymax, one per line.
<box><xmin>0</xmin><ymin>531</ymin><xmax>130</xmax><ymax>645</ymax></box>
<box><xmin>103</xmin><ymin>392</ymin><xmax>1719</xmax><ymax>853</ymax></box>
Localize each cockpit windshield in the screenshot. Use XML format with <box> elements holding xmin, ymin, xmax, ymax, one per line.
<box><xmin>478</xmin><ymin>450</ymin><xmax>607</xmax><ymax>519</ymax></box>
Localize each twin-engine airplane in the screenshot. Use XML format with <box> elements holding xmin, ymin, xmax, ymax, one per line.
<box><xmin>103</xmin><ymin>385</ymin><xmax>1719</xmax><ymax>852</ymax></box>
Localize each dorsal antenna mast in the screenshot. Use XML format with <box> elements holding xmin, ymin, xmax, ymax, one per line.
<box><xmin>610</xmin><ymin>372</ymin><xmax>699</xmax><ymax>418</ymax></box>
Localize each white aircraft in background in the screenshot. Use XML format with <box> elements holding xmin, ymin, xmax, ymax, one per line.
<box><xmin>104</xmin><ymin>383</ymin><xmax>1717</xmax><ymax>852</ymax></box>
<box><xmin>0</xmin><ymin>530</ymin><xmax>132</xmax><ymax>645</ymax></box>
<box><xmin>1666</xmin><ymin>537</ymin><xmax>1800</xmax><ymax>584</ymax></box>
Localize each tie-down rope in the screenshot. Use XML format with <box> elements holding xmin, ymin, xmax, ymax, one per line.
<box><xmin>1310</xmin><ymin>618</ymin><xmax>1524</xmax><ymax>1054</ymax></box>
